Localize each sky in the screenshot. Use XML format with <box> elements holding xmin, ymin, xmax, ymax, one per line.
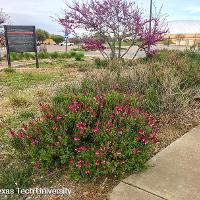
<box><xmin>1</xmin><ymin>0</ymin><xmax>200</xmax><ymax>35</ymax></box>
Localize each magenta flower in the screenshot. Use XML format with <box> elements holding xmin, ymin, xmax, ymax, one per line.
<box><xmin>115</xmin><ymin>105</ymin><xmax>123</xmax><ymax>114</ymax></box>
<box><xmin>54</xmin><ymin>141</ymin><xmax>60</xmax><ymax>146</ymax></box>
<box><xmin>142</xmin><ymin>137</ymin><xmax>148</xmax><ymax>145</ymax></box>
<box><xmin>76</xmin><ymin>122</ymin><xmax>86</xmax><ymax>134</ymax></box>
<box><xmin>74</xmin><ymin>137</ymin><xmax>81</xmax><ymax>141</ymax></box>
<box><xmin>84</xmin><ymin>162</ymin><xmax>88</xmax><ymax>167</ymax></box>
<box><xmin>22</xmin><ymin>124</ymin><xmax>28</xmax><ymax>132</ymax></box>
<box><xmin>76</xmin><ymin>163</ymin><xmax>81</xmax><ymax>168</ymax></box>
<box><xmin>57</xmin><ymin>114</ymin><xmax>63</xmax><ymax>120</ymax></box>
<box><xmin>19</xmin><ymin>132</ymin><xmax>24</xmax><ymax>139</ymax></box>
<box><xmin>31</xmin><ymin>139</ymin><xmax>38</xmax><ymax>145</ymax></box>
<box><xmin>92</xmin><ymin>127</ymin><xmax>99</xmax><ymax>134</ymax></box>
<box><xmin>85</xmin><ymin>169</ymin><xmax>90</xmax><ymax>174</ymax></box>
<box><xmin>68</xmin><ymin>100</ymin><xmax>82</xmax><ymax>112</ymax></box>
<box><xmin>138</xmin><ymin>130</ymin><xmax>144</xmax><ymax>135</ymax></box>
<box><xmin>95</xmin><ymin>160</ymin><xmax>100</xmax><ymax>166</ymax></box>
<box><xmin>95</xmin><ymin>150</ymin><xmax>101</xmax><ymax>157</ymax></box>
<box><xmin>69</xmin><ymin>159</ymin><xmax>74</xmax><ymax>164</ymax></box>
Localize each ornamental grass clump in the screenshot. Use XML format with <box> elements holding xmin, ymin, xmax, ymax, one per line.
<box><xmin>10</xmin><ymin>91</ymin><xmax>157</xmax><ymax>179</ymax></box>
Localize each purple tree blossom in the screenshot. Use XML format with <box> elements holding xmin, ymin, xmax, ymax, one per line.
<box><xmin>59</xmin><ymin>0</ymin><xmax>167</xmax><ymax>60</ymax></box>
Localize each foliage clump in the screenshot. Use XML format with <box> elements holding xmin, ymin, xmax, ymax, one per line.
<box><xmin>10</xmin><ymin>91</ymin><xmax>157</xmax><ymax>179</ymax></box>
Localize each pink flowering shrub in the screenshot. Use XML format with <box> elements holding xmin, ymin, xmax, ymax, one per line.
<box><xmin>10</xmin><ymin>91</ymin><xmax>157</xmax><ymax>179</ymax></box>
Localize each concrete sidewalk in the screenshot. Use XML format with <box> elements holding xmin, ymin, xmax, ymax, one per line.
<box><xmin>109</xmin><ymin>125</ymin><xmax>200</xmax><ymax>200</ymax></box>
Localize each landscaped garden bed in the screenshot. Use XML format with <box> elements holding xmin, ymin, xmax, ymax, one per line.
<box><xmin>0</xmin><ymin>49</ymin><xmax>199</xmax><ymax>199</ymax></box>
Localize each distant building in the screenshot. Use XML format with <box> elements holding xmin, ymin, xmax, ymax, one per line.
<box><xmin>43</xmin><ymin>38</ymin><xmax>56</xmax><ymax>45</ymax></box>
<box><xmin>164</xmin><ymin>20</ymin><xmax>200</xmax><ymax>46</ymax></box>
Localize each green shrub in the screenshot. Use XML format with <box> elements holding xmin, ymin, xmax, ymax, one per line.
<box><xmin>69</xmin><ymin>51</ymin><xmax>77</xmax><ymax>57</ymax></box>
<box><xmin>10</xmin><ymin>52</ymin><xmax>24</xmax><ymax>61</ymax></box>
<box><xmin>11</xmin><ymin>91</ymin><xmax>157</xmax><ymax>179</ymax></box>
<box><xmin>94</xmin><ymin>58</ymin><xmax>109</xmax><ymax>68</ymax></box>
<box><xmin>142</xmin><ymin>86</ymin><xmax>161</xmax><ymax>113</ymax></box>
<box><xmin>23</xmin><ymin>52</ymin><xmax>35</xmax><ymax>60</ymax></box>
<box><xmin>38</xmin><ymin>51</ymin><xmax>49</xmax><ymax>59</ymax></box>
<box><xmin>59</xmin><ymin>51</ymin><xmax>71</xmax><ymax>58</ymax></box>
<box><xmin>74</xmin><ymin>52</ymin><xmax>84</xmax><ymax>61</ymax></box>
<box><xmin>49</xmin><ymin>52</ymin><xmax>60</xmax><ymax>59</ymax></box>
<box><xmin>3</xmin><ymin>67</ymin><xmax>16</xmax><ymax>73</ymax></box>
<box><xmin>0</xmin><ymin>161</ymin><xmax>33</xmax><ymax>191</ymax></box>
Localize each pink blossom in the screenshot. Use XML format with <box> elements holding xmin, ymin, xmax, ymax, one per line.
<box><xmin>69</xmin><ymin>159</ymin><xmax>74</xmax><ymax>164</ymax></box>
<box><xmin>95</xmin><ymin>160</ymin><xmax>100</xmax><ymax>166</ymax></box>
<box><xmin>74</xmin><ymin>137</ymin><xmax>81</xmax><ymax>141</ymax></box>
<box><xmin>76</xmin><ymin>122</ymin><xmax>86</xmax><ymax>134</ymax></box>
<box><xmin>19</xmin><ymin>132</ymin><xmax>24</xmax><ymax>139</ymax></box>
<box><xmin>138</xmin><ymin>130</ymin><xmax>144</xmax><ymax>135</ymax></box>
<box><xmin>92</xmin><ymin>127</ymin><xmax>99</xmax><ymax>134</ymax></box>
<box><xmin>84</xmin><ymin>162</ymin><xmax>88</xmax><ymax>167</ymax></box>
<box><xmin>22</xmin><ymin>124</ymin><xmax>28</xmax><ymax>132</ymax></box>
<box><xmin>31</xmin><ymin>139</ymin><xmax>38</xmax><ymax>145</ymax></box>
<box><xmin>57</xmin><ymin>114</ymin><xmax>63</xmax><ymax>120</ymax></box>
<box><xmin>101</xmin><ymin>160</ymin><xmax>106</xmax><ymax>165</ymax></box>
<box><xmin>82</xmin><ymin>38</ymin><xmax>106</xmax><ymax>51</ymax></box>
<box><xmin>142</xmin><ymin>137</ymin><xmax>148</xmax><ymax>145</ymax></box>
<box><xmin>75</xmin><ymin>146</ymin><xmax>87</xmax><ymax>152</ymax></box>
<box><xmin>54</xmin><ymin>141</ymin><xmax>60</xmax><ymax>146</ymax></box>
<box><xmin>115</xmin><ymin>105</ymin><xmax>123</xmax><ymax>113</ymax></box>
<box><xmin>68</xmin><ymin>100</ymin><xmax>82</xmax><ymax>112</ymax></box>
<box><xmin>95</xmin><ymin>150</ymin><xmax>101</xmax><ymax>157</ymax></box>
<box><xmin>136</xmin><ymin>136</ymin><xmax>141</xmax><ymax>142</ymax></box>
<box><xmin>85</xmin><ymin>169</ymin><xmax>90</xmax><ymax>174</ymax></box>
<box><xmin>76</xmin><ymin>163</ymin><xmax>81</xmax><ymax>168</ymax></box>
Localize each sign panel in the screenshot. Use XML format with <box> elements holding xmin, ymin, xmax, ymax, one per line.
<box><xmin>5</xmin><ymin>25</ymin><xmax>35</xmax><ymax>52</ymax></box>
<box><xmin>4</xmin><ymin>25</ymin><xmax>39</xmax><ymax>67</ymax></box>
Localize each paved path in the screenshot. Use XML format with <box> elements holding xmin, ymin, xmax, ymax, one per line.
<box><xmin>109</xmin><ymin>125</ymin><xmax>200</xmax><ymax>200</ymax></box>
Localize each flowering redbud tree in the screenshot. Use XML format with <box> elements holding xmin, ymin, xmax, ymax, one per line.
<box><xmin>59</xmin><ymin>0</ymin><xmax>167</xmax><ymax>60</ymax></box>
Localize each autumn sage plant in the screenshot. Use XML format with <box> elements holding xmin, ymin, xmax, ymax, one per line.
<box><xmin>58</xmin><ymin>0</ymin><xmax>167</xmax><ymax>60</ymax></box>
<box><xmin>10</xmin><ymin>91</ymin><xmax>157</xmax><ymax>179</ymax></box>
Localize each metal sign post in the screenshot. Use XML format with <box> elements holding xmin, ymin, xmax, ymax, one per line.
<box><xmin>4</xmin><ymin>25</ymin><xmax>39</xmax><ymax>67</ymax></box>
<box><xmin>33</xmin><ymin>26</ymin><xmax>39</xmax><ymax>68</ymax></box>
<box><xmin>4</xmin><ymin>25</ymin><xmax>11</xmax><ymax>66</ymax></box>
<box><xmin>148</xmin><ymin>0</ymin><xmax>153</xmax><ymax>56</ymax></box>
<box><xmin>65</xmin><ymin>33</ymin><xmax>68</xmax><ymax>52</ymax></box>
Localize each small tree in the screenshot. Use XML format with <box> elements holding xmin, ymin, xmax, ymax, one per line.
<box><xmin>59</xmin><ymin>0</ymin><xmax>167</xmax><ymax>60</ymax></box>
<box><xmin>36</xmin><ymin>29</ymin><xmax>49</xmax><ymax>44</ymax></box>
<box><xmin>0</xmin><ymin>9</ymin><xmax>9</xmax><ymax>47</ymax></box>
<box><xmin>51</xmin><ymin>34</ymin><xmax>64</xmax><ymax>44</ymax></box>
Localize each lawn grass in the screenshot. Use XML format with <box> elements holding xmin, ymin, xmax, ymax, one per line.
<box><xmin>0</xmin><ymin>72</ymin><xmax>58</xmax><ymax>90</ymax></box>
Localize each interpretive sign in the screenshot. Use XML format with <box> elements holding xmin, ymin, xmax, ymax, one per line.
<box><xmin>4</xmin><ymin>25</ymin><xmax>39</xmax><ymax>67</ymax></box>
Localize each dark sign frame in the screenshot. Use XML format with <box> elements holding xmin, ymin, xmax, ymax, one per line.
<box><xmin>4</xmin><ymin>25</ymin><xmax>39</xmax><ymax>67</ymax></box>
